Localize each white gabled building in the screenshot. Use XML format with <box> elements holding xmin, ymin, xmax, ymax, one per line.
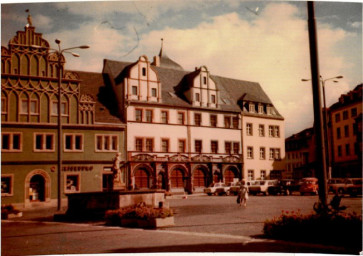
<box><xmin>102</xmin><ymin>44</ymin><xmax>285</xmax><ymax>193</ymax></box>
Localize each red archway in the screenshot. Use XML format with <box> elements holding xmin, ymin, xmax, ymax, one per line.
<box><xmin>170</xmin><ymin>169</ymin><xmax>184</xmax><ymax>188</ymax></box>
<box><xmin>134</xmin><ymin>168</ymin><xmax>149</xmax><ymax>189</ymax></box>
<box><xmin>193</xmin><ymin>169</ymin><xmax>207</xmax><ymax>187</ymax></box>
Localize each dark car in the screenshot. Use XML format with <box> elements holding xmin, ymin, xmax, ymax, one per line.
<box><xmin>268</xmin><ymin>179</ymin><xmax>299</xmax><ymax>195</ymax></box>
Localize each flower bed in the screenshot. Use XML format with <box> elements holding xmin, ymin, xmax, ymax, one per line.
<box><xmin>263</xmin><ymin>209</ymin><xmax>362</xmax><ymax>247</ymax></box>
<box><xmin>105</xmin><ymin>202</ymin><xmax>174</xmax><ymax>229</ymax></box>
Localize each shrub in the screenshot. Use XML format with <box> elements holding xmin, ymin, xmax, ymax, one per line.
<box><xmin>263</xmin><ymin>209</ymin><xmax>362</xmax><ymax>247</ymax></box>
<box><xmin>105</xmin><ymin>202</ymin><xmax>173</xmax><ymax>226</ymax></box>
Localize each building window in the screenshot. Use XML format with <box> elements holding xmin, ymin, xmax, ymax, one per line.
<box><xmin>260</xmin><ymin>147</ymin><xmax>266</xmax><ymax>160</ymax></box>
<box><xmin>64</xmin><ymin>134</ymin><xmax>83</xmax><ymax>151</ymax></box>
<box><xmin>247</xmin><ymin>146</ymin><xmax>253</xmax><ymax>159</ymax></box>
<box><xmin>258</xmin><ymin>124</ymin><xmax>265</xmax><ymax>137</ymax></box>
<box><xmin>132</xmin><ymin>86</ymin><xmax>138</xmax><ymax>95</ymax></box>
<box><xmin>194</xmin><ymin>113</ymin><xmax>202</xmax><ymax>126</ymax></box>
<box><xmin>21</xmin><ymin>99</ymin><xmax>29</xmax><ymax>114</ymax></box>
<box><xmin>1</xmin><ymin>97</ymin><xmax>7</xmax><ymax>113</ymax></box>
<box><xmin>260</xmin><ymin>170</ymin><xmax>266</xmax><ymax>180</ymax></box>
<box><xmin>211</xmin><ymin>141</ymin><xmax>218</xmax><ymax>154</ymax></box>
<box><xmin>211</xmin><ymin>95</ymin><xmax>216</xmax><ymax>104</ymax></box>
<box><xmin>337</xmin><ymin>127</ymin><xmax>341</xmax><ymax>139</ymax></box>
<box><xmin>161</xmin><ymin>139</ymin><xmax>169</xmax><ymax>152</ymax></box>
<box><xmin>258</xmin><ymin>104</ymin><xmax>264</xmax><ymax>114</ymax></box>
<box><xmin>1</xmin><ymin>133</ymin><xmax>22</xmax><ymax>152</ymax></box>
<box><xmin>224</xmin><ymin>116</ymin><xmax>231</xmax><ymax>128</ymax></box>
<box><xmin>345</xmin><ymin>144</ymin><xmax>350</xmax><ymax>156</ymax></box>
<box><xmin>142</xmin><ymin>67</ymin><xmax>146</xmax><ymax>76</ymax></box>
<box><xmin>351</xmin><ymin>108</ymin><xmax>357</xmax><ymax>117</ymax></box>
<box><xmin>269</xmin><ymin>148</ymin><xmax>274</xmax><ymax>160</ymax></box>
<box><xmin>21</xmin><ymin>99</ymin><xmax>38</xmax><ymax>115</ymax></box>
<box><xmin>161</xmin><ymin>111</ymin><xmax>168</xmax><ymax>124</ymax></box>
<box><xmin>135</xmin><ymin>138</ymin><xmax>143</xmax><ymax>151</ymax></box>
<box><xmin>344</xmin><ymin>125</ymin><xmax>349</xmax><ymax>137</ymax></box>
<box><xmin>233</xmin><ymin>142</ymin><xmax>239</xmax><ymax>154</ymax></box>
<box><xmin>51</xmin><ymin>101</ymin><xmax>67</xmax><ymax>116</ymax></box>
<box><xmin>210</xmin><ymin>114</ymin><xmax>217</xmax><ymax>127</ymax></box>
<box><xmin>335</xmin><ymin>113</ymin><xmax>341</xmax><ymax>123</ymax></box>
<box><xmin>269</xmin><ymin>126</ymin><xmax>274</xmax><ymax>137</ymax></box>
<box><xmin>145</xmin><ymin>110</ymin><xmax>153</xmax><ymax>123</ymax></box>
<box><xmin>135</xmin><ymin>109</ymin><xmax>142</xmax><ymax>122</ymax></box>
<box><xmin>343</xmin><ymin>110</ymin><xmax>348</xmax><ymax>120</ymax></box>
<box><xmin>274</xmin><ymin>126</ymin><xmax>280</xmax><ymax>137</ymax></box>
<box><xmin>225</xmin><ymin>141</ymin><xmax>231</xmax><ymax>154</ymax></box>
<box><xmin>178</xmin><ymin>139</ymin><xmax>186</xmax><ymax>153</ymax></box>
<box><xmin>177</xmin><ymin>112</ymin><xmax>185</xmax><ymax>125</ymax></box>
<box><xmin>195</xmin><ymin>93</ymin><xmax>200</xmax><ymax>102</ymax></box>
<box><xmin>246</xmin><ymin>123</ymin><xmax>253</xmax><ymax>136</ymax></box>
<box><xmin>145</xmin><ymin>138</ymin><xmax>153</xmax><ymax>152</ymax></box>
<box><xmin>232</xmin><ymin>117</ymin><xmax>239</xmax><ymax>129</ymax></box>
<box><xmin>269</xmin><ymin>148</ymin><xmax>280</xmax><ymax>160</ymax></box>
<box><xmin>337</xmin><ymin>145</ymin><xmax>342</xmax><ymax>157</ymax></box>
<box><xmin>249</xmin><ymin>103</ymin><xmax>255</xmax><ymax>113</ymax></box>
<box><xmin>275</xmin><ymin>148</ymin><xmax>281</xmax><ymax>160</ymax></box>
<box><xmin>34</xmin><ymin>133</ymin><xmax>55</xmax><ymax>152</ymax></box>
<box><xmin>203</xmin><ymin>76</ymin><xmax>207</xmax><ymax>85</ymax></box>
<box><xmin>95</xmin><ymin>135</ymin><xmax>118</xmax><ymax>152</ymax></box>
<box><xmin>151</xmin><ymin>88</ymin><xmax>157</xmax><ymax>97</ymax></box>
<box><xmin>268</xmin><ymin>125</ymin><xmax>280</xmax><ymax>137</ymax></box>
<box><xmin>195</xmin><ymin>140</ymin><xmax>202</xmax><ymax>153</ymax></box>
<box><xmin>247</xmin><ymin>170</ymin><xmax>254</xmax><ymax>181</ymax></box>
<box><xmin>102</xmin><ymin>167</ymin><xmax>114</xmax><ymax>192</ymax></box>
<box><xmin>65</xmin><ymin>174</ymin><xmax>80</xmax><ymax>193</ymax></box>
<box><xmin>1</xmin><ymin>174</ymin><xmax>13</xmax><ymax>196</ymax></box>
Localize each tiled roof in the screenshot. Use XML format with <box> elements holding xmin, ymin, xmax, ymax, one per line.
<box><xmin>103</xmin><ymin>58</ymin><xmax>283</xmax><ymax>119</ymax></box>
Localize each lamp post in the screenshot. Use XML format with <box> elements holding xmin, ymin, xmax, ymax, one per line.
<box><xmin>302</xmin><ymin>75</ymin><xmax>343</xmax><ymax>180</ymax></box>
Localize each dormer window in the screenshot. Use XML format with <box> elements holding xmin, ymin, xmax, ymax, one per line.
<box><xmin>267</xmin><ymin>106</ymin><xmax>272</xmax><ymax>115</ymax></box>
<box><xmin>203</xmin><ymin>77</ymin><xmax>207</xmax><ymax>85</ymax></box>
<box><xmin>142</xmin><ymin>67</ymin><xmax>146</xmax><ymax>76</ymax></box>
<box><xmin>195</xmin><ymin>93</ymin><xmax>200</xmax><ymax>102</ymax></box>
<box><xmin>132</xmin><ymin>86</ymin><xmax>138</xmax><ymax>95</ymax></box>
<box><xmin>211</xmin><ymin>95</ymin><xmax>216</xmax><ymax>104</ymax></box>
<box><xmin>249</xmin><ymin>103</ymin><xmax>255</xmax><ymax>113</ymax></box>
<box><xmin>258</xmin><ymin>104</ymin><xmax>264</xmax><ymax>114</ymax></box>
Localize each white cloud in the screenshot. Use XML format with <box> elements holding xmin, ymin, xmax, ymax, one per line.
<box><xmin>33</xmin><ymin>14</ymin><xmax>53</xmax><ymax>30</ymax></box>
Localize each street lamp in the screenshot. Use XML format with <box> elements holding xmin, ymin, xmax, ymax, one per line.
<box><xmin>302</xmin><ymin>75</ymin><xmax>343</xmax><ymax>180</ymax></box>
<box><xmin>33</xmin><ymin>40</ymin><xmax>89</xmax><ymax>211</ymax></box>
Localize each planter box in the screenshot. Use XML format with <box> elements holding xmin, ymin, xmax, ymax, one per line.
<box><xmin>121</xmin><ymin>216</ymin><xmax>174</xmax><ymax>229</ymax></box>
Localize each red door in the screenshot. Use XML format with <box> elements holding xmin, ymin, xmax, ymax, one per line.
<box><xmin>224</xmin><ymin>169</ymin><xmax>235</xmax><ymax>184</ymax></box>
<box><xmin>134</xmin><ymin>169</ymin><xmax>149</xmax><ymax>189</ymax></box>
<box><xmin>171</xmin><ymin>169</ymin><xmax>184</xmax><ymax>188</ymax></box>
<box><xmin>193</xmin><ymin>169</ymin><xmax>206</xmax><ymax>187</ymax></box>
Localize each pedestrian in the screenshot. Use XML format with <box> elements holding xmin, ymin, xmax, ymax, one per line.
<box><xmin>238</xmin><ymin>180</ymin><xmax>249</xmax><ymax>207</ymax></box>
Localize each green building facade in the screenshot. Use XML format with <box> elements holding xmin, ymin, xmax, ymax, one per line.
<box><xmin>1</xmin><ymin>21</ymin><xmax>126</xmax><ymax>208</ymax></box>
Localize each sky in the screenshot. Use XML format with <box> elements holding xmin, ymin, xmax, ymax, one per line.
<box><xmin>1</xmin><ymin>0</ymin><xmax>362</xmax><ymax>137</ymax></box>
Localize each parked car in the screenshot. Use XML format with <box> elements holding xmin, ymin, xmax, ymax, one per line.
<box><xmin>346</xmin><ymin>178</ymin><xmax>362</xmax><ymax>197</ymax></box>
<box><xmin>229</xmin><ymin>181</ymin><xmax>251</xmax><ymax>195</ymax></box>
<box><xmin>204</xmin><ymin>182</ymin><xmax>229</xmax><ymax>196</ymax></box>
<box><xmin>327</xmin><ymin>178</ymin><xmax>346</xmax><ymax>194</ymax></box>
<box><xmin>299</xmin><ymin>177</ymin><xmax>318</xmax><ymax>195</ymax></box>
<box><xmin>249</xmin><ymin>180</ymin><xmax>278</xmax><ymax>196</ymax></box>
<box><xmin>215</xmin><ymin>182</ymin><xmax>236</xmax><ymax>196</ymax></box>
<box><xmin>268</xmin><ymin>179</ymin><xmax>298</xmax><ymax>195</ymax></box>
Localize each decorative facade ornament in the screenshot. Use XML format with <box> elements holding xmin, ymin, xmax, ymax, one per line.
<box><xmin>169</xmin><ymin>154</ymin><xmax>188</xmax><ymax>162</ymax></box>
<box><xmin>223</xmin><ymin>156</ymin><xmax>241</xmax><ymax>163</ymax></box>
<box><xmin>64</xmin><ymin>71</ymin><xmax>79</xmax><ymax>80</ymax></box>
<box><xmin>132</xmin><ymin>154</ymin><xmax>154</xmax><ymax>161</ymax></box>
<box><xmin>192</xmin><ymin>154</ymin><xmax>212</xmax><ymax>162</ymax></box>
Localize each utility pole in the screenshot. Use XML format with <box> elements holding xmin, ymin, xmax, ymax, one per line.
<box><xmin>307</xmin><ymin>1</ymin><xmax>328</xmax><ymax>209</ymax></box>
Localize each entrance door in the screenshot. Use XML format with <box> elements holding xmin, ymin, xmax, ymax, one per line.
<box><xmin>193</xmin><ymin>169</ymin><xmax>206</xmax><ymax>187</ymax></box>
<box><xmin>170</xmin><ymin>169</ymin><xmax>184</xmax><ymax>189</ymax></box>
<box><xmin>134</xmin><ymin>169</ymin><xmax>149</xmax><ymax>189</ymax></box>
<box><xmin>224</xmin><ymin>169</ymin><xmax>235</xmax><ymax>184</ymax></box>
<box><xmin>29</xmin><ymin>175</ymin><xmax>45</xmax><ymax>201</ymax></box>
<box><xmin>102</xmin><ymin>173</ymin><xmax>113</xmax><ymax>191</ymax></box>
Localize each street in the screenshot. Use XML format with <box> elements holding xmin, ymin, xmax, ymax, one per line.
<box><xmin>2</xmin><ymin>193</ymin><xmax>362</xmax><ymax>255</ymax></box>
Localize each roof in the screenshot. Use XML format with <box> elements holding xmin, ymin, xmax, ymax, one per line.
<box><xmin>76</xmin><ymin>70</ymin><xmax>122</xmax><ymax>124</ymax></box>
<box><xmin>329</xmin><ymin>84</ymin><xmax>362</xmax><ymax>111</ymax></box>
<box><xmin>102</xmin><ymin>58</ymin><xmax>283</xmax><ymax>119</ymax></box>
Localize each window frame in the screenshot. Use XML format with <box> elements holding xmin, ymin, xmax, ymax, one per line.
<box><xmin>247</xmin><ymin>146</ymin><xmax>253</xmax><ymax>159</ymax></box>
<box><xmin>259</xmin><ymin>147</ymin><xmax>266</xmax><ymax>160</ymax></box>
<box><xmin>258</xmin><ymin>124</ymin><xmax>265</xmax><ymax>137</ymax></box>
<box><xmin>178</xmin><ymin>139</ymin><xmax>186</xmax><ymax>153</ymax></box>
<box><xmin>1</xmin><ymin>97</ymin><xmax>7</xmax><ymax>114</ymax></box>
<box><xmin>1</xmin><ymin>132</ymin><xmax>22</xmax><ymax>152</ymax></box>
<box><xmin>135</xmin><ymin>108</ymin><xmax>143</xmax><ymax>122</ymax></box>
<box><xmin>1</xmin><ymin>174</ymin><xmax>14</xmax><ymax>196</ymax></box>
<box><xmin>64</xmin><ymin>133</ymin><xmax>84</xmax><ymax>152</ymax></box>
<box><xmin>34</xmin><ymin>133</ymin><xmax>55</xmax><ymax>152</ymax></box>
<box><xmin>177</xmin><ymin>112</ymin><xmax>185</xmax><ymax>125</ymax></box>
<box><xmin>151</xmin><ymin>88</ymin><xmax>157</xmax><ymax>97</ymax></box>
<box><xmin>195</xmin><ymin>140</ymin><xmax>202</xmax><ymax>153</ymax></box>
<box><xmin>210</xmin><ymin>114</ymin><xmax>217</xmax><ymax>127</ymax></box>
<box><xmin>51</xmin><ymin>100</ymin><xmax>68</xmax><ymax>116</ymax></box>
<box><xmin>135</xmin><ymin>137</ymin><xmax>143</xmax><ymax>152</ymax></box>
<box><xmin>161</xmin><ymin>110</ymin><xmax>169</xmax><ymax>124</ymax></box>
<box><xmin>132</xmin><ymin>86</ymin><xmax>138</xmax><ymax>95</ymax></box>
<box><xmin>194</xmin><ymin>113</ymin><xmax>202</xmax><ymax>126</ymax></box>
<box><xmin>145</xmin><ymin>109</ymin><xmax>153</xmax><ymax>123</ymax></box>
<box><xmin>145</xmin><ymin>138</ymin><xmax>154</xmax><ymax>152</ymax></box>
<box><xmin>233</xmin><ymin>142</ymin><xmax>239</xmax><ymax>154</ymax></box>
<box><xmin>64</xmin><ymin>173</ymin><xmax>81</xmax><ymax>193</ymax></box>
<box><xmin>95</xmin><ymin>134</ymin><xmax>119</xmax><ymax>152</ymax></box>
<box><xmin>225</xmin><ymin>141</ymin><xmax>232</xmax><ymax>154</ymax></box>
<box><xmin>211</xmin><ymin>140</ymin><xmax>218</xmax><ymax>154</ymax></box>
<box><xmin>246</xmin><ymin>123</ymin><xmax>253</xmax><ymax>136</ymax></box>
<box><xmin>247</xmin><ymin>170</ymin><xmax>254</xmax><ymax>181</ymax></box>
<box><xmin>161</xmin><ymin>138</ymin><xmax>170</xmax><ymax>153</ymax></box>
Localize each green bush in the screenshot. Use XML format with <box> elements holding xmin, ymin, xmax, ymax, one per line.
<box><xmin>264</xmin><ymin>209</ymin><xmax>362</xmax><ymax>247</ymax></box>
<box><xmin>105</xmin><ymin>202</ymin><xmax>173</xmax><ymax>226</ymax></box>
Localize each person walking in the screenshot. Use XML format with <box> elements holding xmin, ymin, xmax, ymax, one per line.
<box><xmin>238</xmin><ymin>180</ymin><xmax>249</xmax><ymax>207</ymax></box>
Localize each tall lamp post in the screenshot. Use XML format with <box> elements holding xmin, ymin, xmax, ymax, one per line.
<box><xmin>54</xmin><ymin>40</ymin><xmax>89</xmax><ymax>211</ymax></box>
<box><xmin>302</xmin><ymin>75</ymin><xmax>343</xmax><ymax>179</ymax></box>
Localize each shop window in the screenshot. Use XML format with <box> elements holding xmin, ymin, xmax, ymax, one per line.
<box><xmin>65</xmin><ymin>174</ymin><xmax>80</xmax><ymax>193</ymax></box>
<box><xmin>210</xmin><ymin>114</ymin><xmax>217</xmax><ymax>127</ymax></box>
<box><xmin>95</xmin><ymin>135</ymin><xmax>118</xmax><ymax>152</ymax></box>
<box><xmin>1</xmin><ymin>174</ymin><xmax>13</xmax><ymax>196</ymax></box>
<box><xmin>1</xmin><ymin>132</ymin><xmax>22</xmax><ymax>152</ymax></box>
<box><xmin>34</xmin><ymin>133</ymin><xmax>55</xmax><ymax>151</ymax></box>
<box><xmin>64</xmin><ymin>134</ymin><xmax>83</xmax><ymax>152</ymax></box>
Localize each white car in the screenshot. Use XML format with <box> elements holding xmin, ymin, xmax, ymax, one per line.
<box><xmin>249</xmin><ymin>180</ymin><xmax>278</xmax><ymax>196</ymax></box>
<box><xmin>204</xmin><ymin>183</ymin><xmax>229</xmax><ymax>196</ymax></box>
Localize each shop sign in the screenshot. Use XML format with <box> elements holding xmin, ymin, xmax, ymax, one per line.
<box><xmin>62</xmin><ymin>166</ymin><xmax>93</xmax><ymax>172</ymax></box>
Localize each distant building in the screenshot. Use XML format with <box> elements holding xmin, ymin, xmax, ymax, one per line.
<box><xmin>285</xmin><ymin>128</ymin><xmax>316</xmax><ymax>179</ymax></box>
<box><xmin>102</xmin><ymin>42</ymin><xmax>285</xmax><ymax>192</ymax></box>
<box><xmin>329</xmin><ymin>84</ymin><xmax>362</xmax><ymax>178</ymax></box>
<box><xmin>1</xmin><ymin>21</ymin><xmax>126</xmax><ymax>208</ymax></box>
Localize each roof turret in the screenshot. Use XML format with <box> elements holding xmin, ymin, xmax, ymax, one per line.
<box><xmin>152</xmin><ymin>38</ymin><xmax>184</xmax><ymax>71</ymax></box>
